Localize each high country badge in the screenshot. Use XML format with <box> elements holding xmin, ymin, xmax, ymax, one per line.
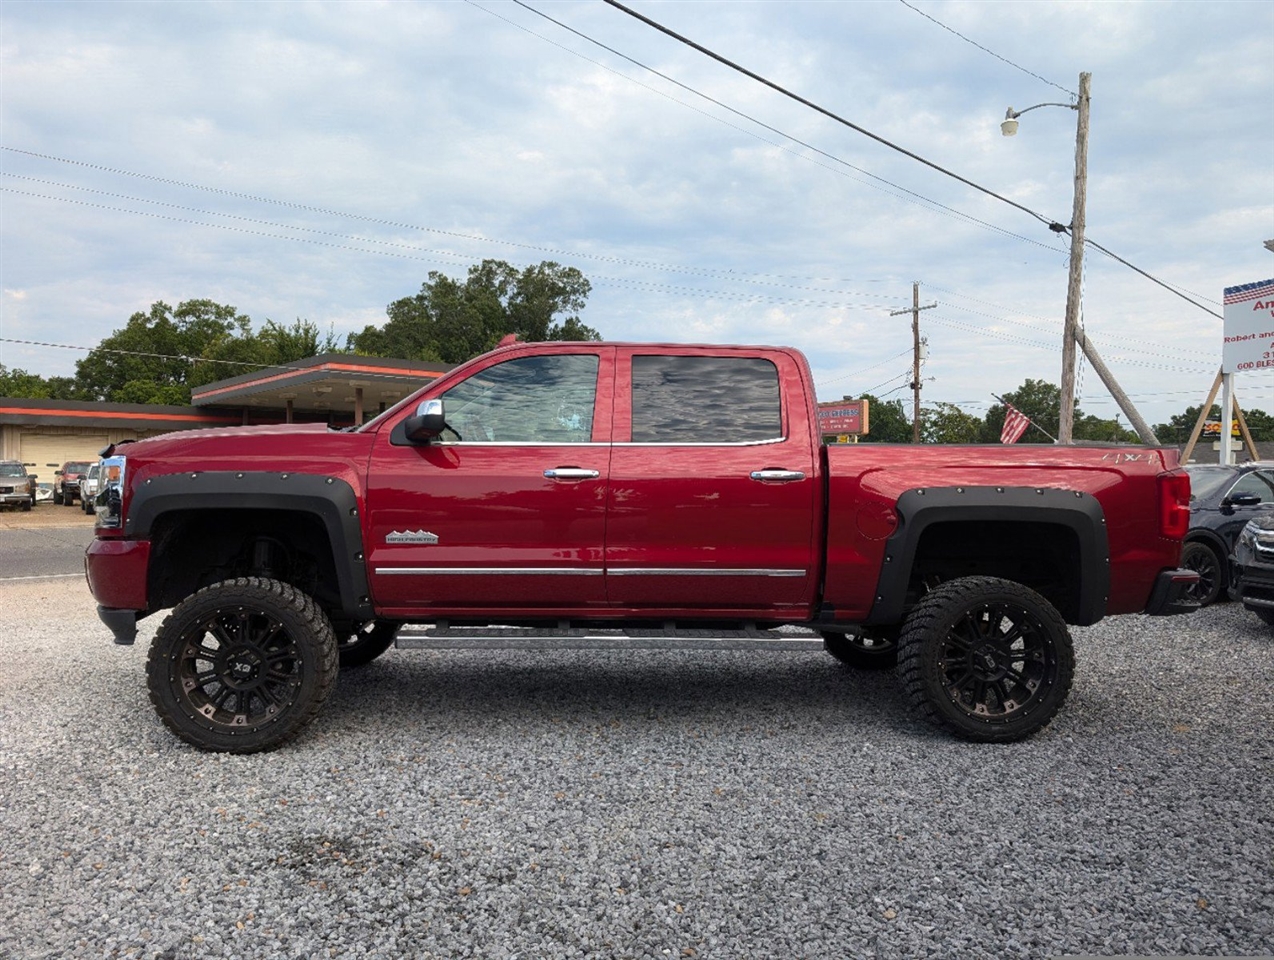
<box><xmin>385</xmin><ymin>530</ymin><xmax>440</xmax><ymax>544</ymax></box>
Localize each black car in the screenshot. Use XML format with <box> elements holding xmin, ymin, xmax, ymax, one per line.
<box><xmin>1182</xmin><ymin>462</ymin><xmax>1274</xmax><ymax>605</ymax></box>
<box><xmin>1231</xmin><ymin>514</ymin><xmax>1274</xmax><ymax>625</ymax></box>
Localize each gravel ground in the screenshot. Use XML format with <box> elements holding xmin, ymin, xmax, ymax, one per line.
<box><xmin>1</xmin><ymin>577</ymin><xmax>1271</xmax><ymax>960</ymax></box>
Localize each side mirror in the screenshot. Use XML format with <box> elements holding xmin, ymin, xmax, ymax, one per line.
<box><xmin>55</xmin><ymin>470</ymin><xmax>63</xmax><ymax>477</ymax></box>
<box><xmin>403</xmin><ymin>399</ymin><xmax>446</xmax><ymax>443</ymax></box>
<box><xmin>1226</xmin><ymin>492</ymin><xmax>1262</xmax><ymax>508</ymax></box>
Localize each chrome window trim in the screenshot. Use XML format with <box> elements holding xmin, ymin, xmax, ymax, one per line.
<box><xmin>432</xmin><ymin>441</ymin><xmax>611</xmax><ymax>447</ymax></box>
<box><xmin>614</xmin><ymin>436</ymin><xmax>786</xmax><ymax>448</ymax></box>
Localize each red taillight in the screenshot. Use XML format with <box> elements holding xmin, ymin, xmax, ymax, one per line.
<box><xmin>1158</xmin><ymin>469</ymin><xmax>1191</xmax><ymax>539</ymax></box>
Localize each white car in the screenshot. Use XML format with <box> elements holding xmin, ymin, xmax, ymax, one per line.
<box><xmin>80</xmin><ymin>463</ymin><xmax>102</xmax><ymax>514</ymax></box>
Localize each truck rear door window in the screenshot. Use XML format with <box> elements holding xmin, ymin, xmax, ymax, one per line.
<box><xmin>441</xmin><ymin>354</ymin><xmax>599</xmax><ymax>443</ymax></box>
<box><xmin>630</xmin><ymin>355</ymin><xmax>781</xmax><ymax>443</ymax></box>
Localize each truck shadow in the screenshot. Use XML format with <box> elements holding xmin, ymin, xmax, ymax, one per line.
<box><xmin>320</xmin><ymin>650</ymin><xmax>914</xmax><ymax>740</ymax></box>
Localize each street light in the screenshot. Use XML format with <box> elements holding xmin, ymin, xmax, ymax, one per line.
<box><xmin>1002</xmin><ymin>73</ymin><xmax>1091</xmax><ymax>444</ymax></box>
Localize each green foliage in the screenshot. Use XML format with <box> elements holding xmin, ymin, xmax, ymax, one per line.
<box><xmin>921</xmin><ymin>401</ymin><xmax>983</xmax><ymax>444</ymax></box>
<box><xmin>981</xmin><ymin>379</ymin><xmax>1063</xmax><ymax>443</ymax></box>
<box><xmin>349</xmin><ymin>260</ymin><xmax>599</xmax><ymax>364</ymax></box>
<box><xmin>74</xmin><ymin>301</ymin><xmax>340</xmax><ymax>402</ymax></box>
<box><xmin>1152</xmin><ymin>403</ymin><xmax>1274</xmax><ymax>443</ymax></box>
<box><xmin>857</xmin><ymin>394</ymin><xmax>912</xmax><ymax>442</ymax></box>
<box><xmin>0</xmin><ymin>365</ymin><xmax>81</xmax><ymax>399</ymax></box>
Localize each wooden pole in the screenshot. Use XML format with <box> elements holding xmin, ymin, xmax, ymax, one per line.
<box><xmin>1181</xmin><ymin>368</ymin><xmax>1223</xmax><ymax>464</ymax></box>
<box><xmin>1058</xmin><ymin>72</ymin><xmax>1091</xmax><ymax>444</ymax></box>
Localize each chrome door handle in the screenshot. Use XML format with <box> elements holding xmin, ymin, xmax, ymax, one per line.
<box><xmin>544</xmin><ymin>468</ymin><xmax>600</xmax><ymax>480</ymax></box>
<box><xmin>750</xmin><ymin>469</ymin><xmax>806</xmax><ymax>482</ymax></box>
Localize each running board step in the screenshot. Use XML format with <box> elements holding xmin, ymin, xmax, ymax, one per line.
<box><xmin>396</xmin><ymin>623</ymin><xmax>824</xmax><ymax>652</ymax></box>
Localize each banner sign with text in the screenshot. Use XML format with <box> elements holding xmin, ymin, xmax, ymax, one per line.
<box><xmin>1223</xmin><ymin>278</ymin><xmax>1274</xmax><ymax>373</ymax></box>
<box><xmin>817</xmin><ymin>400</ymin><xmax>869</xmax><ymax>436</ymax></box>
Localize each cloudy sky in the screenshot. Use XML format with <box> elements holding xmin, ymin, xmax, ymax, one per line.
<box><xmin>2</xmin><ymin>0</ymin><xmax>1271</xmax><ymax>427</ymax></box>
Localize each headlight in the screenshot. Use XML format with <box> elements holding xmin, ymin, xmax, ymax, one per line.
<box><xmin>95</xmin><ymin>455</ymin><xmax>126</xmax><ymax>529</ymax></box>
<box><xmin>1240</xmin><ymin>523</ymin><xmax>1257</xmax><ymax>550</ymax></box>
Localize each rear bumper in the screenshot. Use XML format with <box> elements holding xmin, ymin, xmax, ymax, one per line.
<box><xmin>1143</xmin><ymin>567</ymin><xmax>1201</xmax><ymax>616</ymax></box>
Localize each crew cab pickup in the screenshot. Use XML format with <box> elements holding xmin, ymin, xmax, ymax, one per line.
<box><xmin>85</xmin><ymin>339</ymin><xmax>1198</xmax><ymax>753</ymax></box>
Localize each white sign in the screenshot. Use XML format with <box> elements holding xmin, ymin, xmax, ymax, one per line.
<box><xmin>1223</xmin><ymin>278</ymin><xmax>1274</xmax><ymax>373</ymax></box>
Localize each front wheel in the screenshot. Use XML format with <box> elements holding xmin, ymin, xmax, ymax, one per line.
<box><xmin>1181</xmin><ymin>541</ymin><xmax>1223</xmax><ymax>606</ymax></box>
<box><xmin>337</xmin><ymin>621</ymin><xmax>400</xmax><ymax>667</ymax></box>
<box><xmin>146</xmin><ymin>577</ymin><xmax>339</xmax><ymax>753</ymax></box>
<box><xmin>896</xmin><ymin>577</ymin><xmax>1075</xmax><ymax>743</ymax></box>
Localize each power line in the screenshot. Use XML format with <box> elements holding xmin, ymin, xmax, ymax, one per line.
<box><xmin>896</xmin><ymin>0</ymin><xmax>1076</xmax><ymax>97</ymax></box>
<box><xmin>0</xmin><ymin>150</ymin><xmax>914</xmax><ymax>300</ymax></box>
<box><xmin>600</xmin><ymin>1</ymin><xmax>1226</xmax><ymax>322</ymax></box>
<box><xmin>489</xmin><ymin>0</ymin><xmax>1061</xmax><ymax>252</ymax></box>
<box><xmin>600</xmin><ymin>0</ymin><xmax>1058</xmax><ymax>229</ymax></box>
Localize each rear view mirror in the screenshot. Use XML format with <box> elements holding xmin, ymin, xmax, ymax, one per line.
<box><xmin>403</xmin><ymin>399</ymin><xmax>446</xmax><ymax>443</ymax></box>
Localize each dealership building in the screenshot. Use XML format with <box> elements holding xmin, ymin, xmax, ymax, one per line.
<box><xmin>0</xmin><ymin>354</ymin><xmax>452</xmax><ymax>476</ymax></box>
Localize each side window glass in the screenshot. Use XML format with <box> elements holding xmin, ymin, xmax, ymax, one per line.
<box><xmin>440</xmin><ymin>354</ymin><xmax>599</xmax><ymax>443</ymax></box>
<box><xmin>1230</xmin><ymin>472</ymin><xmax>1274</xmax><ymax>503</ymax></box>
<box><xmin>631</xmin><ymin>356</ymin><xmax>782</xmax><ymax>443</ymax></box>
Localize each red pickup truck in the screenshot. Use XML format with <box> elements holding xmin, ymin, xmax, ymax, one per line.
<box><xmin>85</xmin><ymin>339</ymin><xmax>1197</xmax><ymax>753</ymax></box>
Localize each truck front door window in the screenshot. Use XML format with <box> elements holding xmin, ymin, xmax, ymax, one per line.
<box><xmin>442</xmin><ymin>354</ymin><xmax>599</xmax><ymax>443</ymax></box>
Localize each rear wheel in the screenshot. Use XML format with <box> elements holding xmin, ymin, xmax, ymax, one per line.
<box><xmin>897</xmin><ymin>576</ymin><xmax>1074</xmax><ymax>743</ymax></box>
<box><xmin>337</xmin><ymin>621</ymin><xmax>399</xmax><ymax>667</ymax></box>
<box><xmin>147</xmin><ymin>577</ymin><xmax>338</xmax><ymax>753</ymax></box>
<box><xmin>821</xmin><ymin>629</ymin><xmax>898</xmax><ymax>670</ymax></box>
<box><xmin>1181</xmin><ymin>541</ymin><xmax>1223</xmax><ymax>606</ymax></box>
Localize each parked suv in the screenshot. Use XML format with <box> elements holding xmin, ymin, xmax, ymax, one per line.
<box><xmin>0</xmin><ymin>460</ymin><xmax>37</xmax><ymax>511</ymax></box>
<box><xmin>54</xmin><ymin>460</ymin><xmax>94</xmax><ymax>507</ymax></box>
<box><xmin>1181</xmin><ymin>462</ymin><xmax>1274</xmax><ymax>605</ymax></box>
<box><xmin>1231</xmin><ymin>515</ymin><xmax>1274</xmax><ymax>626</ymax></box>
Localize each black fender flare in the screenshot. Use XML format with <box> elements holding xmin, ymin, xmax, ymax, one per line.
<box><xmin>865</xmin><ymin>486</ymin><xmax>1110</xmax><ymax>627</ymax></box>
<box><xmin>125</xmin><ymin>471</ymin><xmax>372</xmax><ymax>624</ymax></box>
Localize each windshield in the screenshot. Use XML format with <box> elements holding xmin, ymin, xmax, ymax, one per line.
<box><xmin>1184</xmin><ymin>465</ymin><xmax>1236</xmax><ymax>502</ymax></box>
<box><xmin>65</xmin><ymin>462</ymin><xmax>93</xmax><ymax>473</ymax></box>
<box><xmin>0</xmin><ymin>463</ymin><xmax>26</xmax><ymax>477</ymax></box>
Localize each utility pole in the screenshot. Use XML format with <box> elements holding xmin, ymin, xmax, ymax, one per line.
<box><xmin>1058</xmin><ymin>71</ymin><xmax>1091</xmax><ymax>444</ymax></box>
<box><xmin>891</xmin><ymin>282</ymin><xmax>936</xmax><ymax>443</ymax></box>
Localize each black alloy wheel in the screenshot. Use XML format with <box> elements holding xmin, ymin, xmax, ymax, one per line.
<box><xmin>897</xmin><ymin>576</ymin><xmax>1074</xmax><ymax>743</ymax></box>
<box><xmin>337</xmin><ymin>621</ymin><xmax>400</xmax><ymax>667</ymax></box>
<box><xmin>821</xmin><ymin>629</ymin><xmax>899</xmax><ymax>670</ymax></box>
<box><xmin>147</xmin><ymin>577</ymin><xmax>338</xmax><ymax>753</ymax></box>
<box><xmin>1180</xmin><ymin>542</ymin><xmax>1223</xmax><ymax>607</ymax></box>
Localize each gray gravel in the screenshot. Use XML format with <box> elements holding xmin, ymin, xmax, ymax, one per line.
<box><xmin>2</xmin><ymin>577</ymin><xmax>1272</xmax><ymax>959</ymax></box>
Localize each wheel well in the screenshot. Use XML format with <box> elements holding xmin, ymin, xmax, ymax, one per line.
<box><xmin>147</xmin><ymin>509</ymin><xmax>342</xmax><ymax>615</ymax></box>
<box><xmin>908</xmin><ymin>520</ymin><xmax>1083</xmax><ymax>622</ymax></box>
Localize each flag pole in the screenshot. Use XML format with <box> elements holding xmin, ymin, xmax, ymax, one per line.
<box><xmin>993</xmin><ymin>395</ymin><xmax>1058</xmax><ymax>443</ymax></box>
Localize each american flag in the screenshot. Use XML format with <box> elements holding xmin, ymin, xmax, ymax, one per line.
<box><xmin>1000</xmin><ymin>403</ymin><xmax>1031</xmax><ymax>444</ymax></box>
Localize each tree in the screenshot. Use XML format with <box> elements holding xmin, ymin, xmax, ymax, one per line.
<box><xmin>922</xmin><ymin>402</ymin><xmax>983</xmax><ymax>444</ymax></box>
<box><xmin>1152</xmin><ymin>403</ymin><xmax>1274</xmax><ymax>444</ymax></box>
<box><xmin>857</xmin><ymin>394</ymin><xmax>912</xmax><ymax>442</ymax></box>
<box><xmin>0</xmin><ymin>365</ymin><xmax>80</xmax><ymax>399</ymax></box>
<box><xmin>74</xmin><ymin>301</ymin><xmax>340</xmax><ymax>403</ymax></box>
<box><xmin>349</xmin><ymin>260</ymin><xmax>600</xmax><ymax>364</ymax></box>
<box><xmin>75</xmin><ymin>300</ymin><xmax>253</xmax><ymax>403</ymax></box>
<box><xmin>981</xmin><ymin>379</ymin><xmax>1064</xmax><ymax>444</ymax></box>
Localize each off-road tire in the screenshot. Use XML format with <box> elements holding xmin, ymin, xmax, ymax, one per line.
<box><xmin>53</xmin><ymin>489</ymin><xmax>63</xmax><ymax>506</ymax></box>
<box><xmin>1181</xmin><ymin>541</ymin><xmax>1224</xmax><ymax>607</ymax></box>
<box><xmin>338</xmin><ymin>621</ymin><xmax>400</xmax><ymax>668</ymax></box>
<box><xmin>821</xmin><ymin>629</ymin><xmax>898</xmax><ymax>670</ymax></box>
<box><xmin>147</xmin><ymin>577</ymin><xmax>339</xmax><ymax>753</ymax></box>
<box><xmin>896</xmin><ymin>576</ymin><xmax>1075</xmax><ymax>743</ymax></box>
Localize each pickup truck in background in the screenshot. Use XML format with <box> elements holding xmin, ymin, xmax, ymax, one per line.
<box><xmin>84</xmin><ymin>339</ymin><xmax>1198</xmax><ymax>753</ymax></box>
